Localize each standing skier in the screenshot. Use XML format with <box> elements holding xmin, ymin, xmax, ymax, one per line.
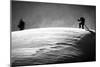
<box><xmin>18</xmin><ymin>18</ymin><xmax>25</xmax><ymax>30</ymax></box>
<box><xmin>77</xmin><ymin>17</ymin><xmax>85</xmax><ymax>29</ymax></box>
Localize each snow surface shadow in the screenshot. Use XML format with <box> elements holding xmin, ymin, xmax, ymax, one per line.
<box><xmin>76</xmin><ymin>31</ymin><xmax>96</xmax><ymax>61</ymax></box>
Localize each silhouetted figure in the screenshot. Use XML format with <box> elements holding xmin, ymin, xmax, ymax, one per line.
<box><xmin>18</xmin><ymin>19</ymin><xmax>25</xmax><ymax>30</ymax></box>
<box><xmin>77</xmin><ymin>17</ymin><xmax>85</xmax><ymax>29</ymax></box>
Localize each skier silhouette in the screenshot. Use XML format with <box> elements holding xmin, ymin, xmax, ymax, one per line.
<box><xmin>18</xmin><ymin>19</ymin><xmax>25</xmax><ymax>30</ymax></box>
<box><xmin>77</xmin><ymin>17</ymin><xmax>85</xmax><ymax>29</ymax></box>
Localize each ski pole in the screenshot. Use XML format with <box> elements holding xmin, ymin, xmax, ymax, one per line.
<box><xmin>84</xmin><ymin>24</ymin><xmax>89</xmax><ymax>31</ymax></box>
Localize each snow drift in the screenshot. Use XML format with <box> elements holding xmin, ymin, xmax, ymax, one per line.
<box><xmin>11</xmin><ymin>27</ymin><xmax>95</xmax><ymax>66</ymax></box>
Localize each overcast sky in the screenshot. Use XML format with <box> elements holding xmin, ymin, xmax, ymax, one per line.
<box><xmin>11</xmin><ymin>1</ymin><xmax>96</xmax><ymax>31</ymax></box>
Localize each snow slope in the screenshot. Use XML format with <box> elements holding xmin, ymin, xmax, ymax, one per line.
<box><xmin>11</xmin><ymin>27</ymin><xmax>95</xmax><ymax>66</ymax></box>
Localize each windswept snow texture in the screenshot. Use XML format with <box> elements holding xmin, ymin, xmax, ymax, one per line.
<box><xmin>11</xmin><ymin>27</ymin><xmax>95</xmax><ymax>66</ymax></box>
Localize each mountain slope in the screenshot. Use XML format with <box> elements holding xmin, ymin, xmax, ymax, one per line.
<box><xmin>11</xmin><ymin>27</ymin><xmax>95</xmax><ymax>66</ymax></box>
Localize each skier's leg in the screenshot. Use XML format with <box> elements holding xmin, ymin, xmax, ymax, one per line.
<box><xmin>79</xmin><ymin>23</ymin><xmax>81</xmax><ymax>28</ymax></box>
<box><xmin>82</xmin><ymin>24</ymin><xmax>84</xmax><ymax>29</ymax></box>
